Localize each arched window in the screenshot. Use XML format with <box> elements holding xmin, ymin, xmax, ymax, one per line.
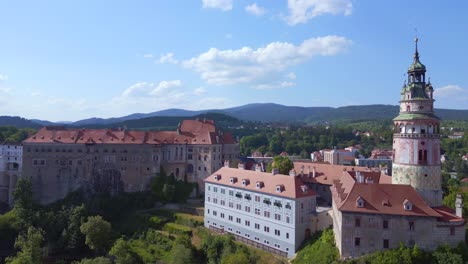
<box><xmin>406</xmin><ymin>105</ymin><xmax>410</xmax><ymax>112</ymax></box>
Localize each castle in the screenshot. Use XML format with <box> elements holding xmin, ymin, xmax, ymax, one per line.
<box><xmin>330</xmin><ymin>38</ymin><xmax>465</xmax><ymax>258</ymax></box>
<box><xmin>203</xmin><ymin>39</ymin><xmax>465</xmax><ymax>258</ymax></box>
<box><xmin>22</xmin><ymin>119</ymin><xmax>239</xmax><ymax>204</ymax></box>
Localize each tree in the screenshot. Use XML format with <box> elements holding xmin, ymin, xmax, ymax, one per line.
<box><xmin>66</xmin><ymin>204</ymin><xmax>86</xmax><ymax>252</ymax></box>
<box><xmin>109</xmin><ymin>238</ymin><xmax>142</xmax><ymax>264</ymax></box>
<box><xmin>6</xmin><ymin>226</ymin><xmax>44</xmax><ymax>264</ymax></box>
<box><xmin>267</xmin><ymin>156</ymin><xmax>294</xmax><ymax>175</ymax></box>
<box><xmin>162</xmin><ymin>184</ymin><xmax>175</xmax><ymax>202</ymax></box>
<box><xmin>168</xmin><ymin>243</ymin><xmax>194</xmax><ymax>264</ymax></box>
<box><xmin>12</xmin><ymin>177</ymin><xmax>34</xmax><ymax>229</ymax></box>
<box><xmin>80</xmin><ymin>215</ymin><xmax>112</xmax><ymax>254</ymax></box>
<box><xmin>74</xmin><ymin>257</ymin><xmax>112</xmax><ymax>264</ymax></box>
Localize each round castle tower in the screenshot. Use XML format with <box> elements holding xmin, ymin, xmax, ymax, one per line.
<box><xmin>392</xmin><ymin>38</ymin><xmax>442</xmax><ymax>207</ymax></box>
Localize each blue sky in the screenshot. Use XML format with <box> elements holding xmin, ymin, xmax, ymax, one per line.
<box><xmin>0</xmin><ymin>0</ymin><xmax>467</xmax><ymax>121</ymax></box>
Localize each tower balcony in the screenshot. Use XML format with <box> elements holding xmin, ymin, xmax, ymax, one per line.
<box><xmin>393</xmin><ymin>133</ymin><xmax>440</xmax><ymax>139</ymax></box>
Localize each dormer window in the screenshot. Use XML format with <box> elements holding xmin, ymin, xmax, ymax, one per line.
<box><xmin>214</xmin><ymin>174</ymin><xmax>221</xmax><ymax>181</ymax></box>
<box><xmin>356</xmin><ymin>196</ymin><xmax>365</xmax><ymax>208</ymax></box>
<box><xmin>242</xmin><ymin>179</ymin><xmax>250</xmax><ymax>186</ymax></box>
<box><xmin>300</xmin><ymin>185</ymin><xmax>308</xmax><ymax>193</ymax></box>
<box><xmin>256</xmin><ymin>181</ymin><xmax>264</xmax><ymax>189</ymax></box>
<box><xmin>230</xmin><ymin>177</ymin><xmax>237</xmax><ymax>184</ymax></box>
<box><xmin>403</xmin><ymin>199</ymin><xmax>413</xmax><ymax>211</ymax></box>
<box><xmin>276</xmin><ymin>184</ymin><xmax>284</xmax><ymax>193</ymax></box>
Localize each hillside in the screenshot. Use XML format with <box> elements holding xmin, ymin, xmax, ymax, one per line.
<box><xmin>0</xmin><ymin>104</ymin><xmax>467</xmax><ymax>129</ymax></box>
<box><xmin>75</xmin><ymin>112</ymin><xmax>242</xmax><ymax>130</ymax></box>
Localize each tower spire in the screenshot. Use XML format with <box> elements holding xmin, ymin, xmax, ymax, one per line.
<box><xmin>414</xmin><ymin>37</ymin><xmax>419</xmax><ymax>61</ymax></box>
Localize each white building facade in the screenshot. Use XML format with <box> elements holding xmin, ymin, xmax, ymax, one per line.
<box><xmin>204</xmin><ymin>167</ymin><xmax>316</xmax><ymax>257</ymax></box>
<box><xmin>0</xmin><ymin>143</ymin><xmax>22</xmax><ymax>205</ymax></box>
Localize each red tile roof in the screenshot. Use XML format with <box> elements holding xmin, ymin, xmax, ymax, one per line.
<box><xmin>293</xmin><ymin>162</ymin><xmax>376</xmax><ymax>185</ymax></box>
<box><xmin>331</xmin><ymin>172</ymin><xmax>441</xmax><ymax>218</ymax></box>
<box><xmin>432</xmin><ymin>206</ymin><xmax>466</xmax><ymax>224</ymax></box>
<box><xmin>23</xmin><ymin>120</ymin><xmax>237</xmax><ymax>145</ymax></box>
<box><xmin>205</xmin><ymin>167</ymin><xmax>316</xmax><ymax>199</ymax></box>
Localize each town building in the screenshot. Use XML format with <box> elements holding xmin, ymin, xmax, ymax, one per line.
<box><xmin>355</xmin><ymin>149</ymin><xmax>393</xmax><ymax>172</ymax></box>
<box><xmin>321</xmin><ymin>147</ymin><xmax>358</xmax><ymax>165</ymax></box>
<box><xmin>204</xmin><ymin>166</ymin><xmax>316</xmax><ymax>257</ymax></box>
<box><xmin>330</xmin><ymin>39</ymin><xmax>465</xmax><ymax>258</ymax></box>
<box><xmin>22</xmin><ymin>119</ymin><xmax>239</xmax><ymax>204</ymax></box>
<box><xmin>0</xmin><ymin>143</ymin><xmax>22</xmax><ymax>205</ymax></box>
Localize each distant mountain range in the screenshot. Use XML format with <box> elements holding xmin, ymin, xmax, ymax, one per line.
<box><xmin>1</xmin><ymin>103</ymin><xmax>467</xmax><ymax>129</ymax></box>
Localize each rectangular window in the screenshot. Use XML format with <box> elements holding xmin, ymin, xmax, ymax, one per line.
<box><xmin>255</xmin><ymin>196</ymin><xmax>260</xmax><ymax>202</ymax></box>
<box><xmin>236</xmin><ymin>218</ymin><xmax>241</xmax><ymax>223</ymax></box>
<box><xmin>236</xmin><ymin>204</ymin><xmax>241</xmax><ymax>210</ymax></box>
<box><xmin>383</xmin><ymin>239</ymin><xmax>389</xmax><ymax>249</ymax></box>
<box><xmin>355</xmin><ymin>218</ymin><xmax>361</xmax><ymax>227</ymax></box>
<box><xmin>245</xmin><ymin>206</ymin><xmax>250</xmax><ymax>213</ymax></box>
<box><xmin>286</xmin><ymin>216</ymin><xmax>290</xmax><ymax>224</ymax></box>
<box><xmin>264</xmin><ymin>211</ymin><xmax>270</xmax><ymax>218</ymax></box>
<box><xmin>275</xmin><ymin>214</ymin><xmax>281</xmax><ymax>221</ymax></box>
<box><xmin>255</xmin><ymin>208</ymin><xmax>260</xmax><ymax>215</ymax></box>
<box><xmin>355</xmin><ymin>237</ymin><xmax>361</xmax><ymax>247</ymax></box>
<box><xmin>383</xmin><ymin>220</ymin><xmax>389</xmax><ymax>229</ymax></box>
<box><xmin>264</xmin><ymin>226</ymin><xmax>269</xmax><ymax>233</ymax></box>
<box><xmin>229</xmin><ymin>202</ymin><xmax>233</xmax><ymax>208</ymax></box>
<box><xmin>245</xmin><ymin>220</ymin><xmax>250</xmax><ymax>226</ymax></box>
<box><xmin>274</xmin><ymin>229</ymin><xmax>281</xmax><ymax>236</ymax></box>
<box><xmin>228</xmin><ymin>215</ymin><xmax>233</xmax><ymax>221</ymax></box>
<box><xmin>221</xmin><ymin>213</ymin><xmax>225</xmax><ymax>218</ymax></box>
<box><xmin>286</xmin><ymin>233</ymin><xmax>289</xmax><ymax>239</ymax></box>
<box><xmin>255</xmin><ymin>223</ymin><xmax>260</xmax><ymax>229</ymax></box>
<box><xmin>213</xmin><ymin>187</ymin><xmax>218</xmax><ymax>192</ymax></box>
<box><xmin>220</xmin><ymin>188</ymin><xmax>225</xmax><ymax>194</ymax></box>
<box><xmin>409</xmin><ymin>221</ymin><xmax>415</xmax><ymax>231</ymax></box>
<box><xmin>229</xmin><ymin>190</ymin><xmax>234</xmax><ymax>196</ymax></box>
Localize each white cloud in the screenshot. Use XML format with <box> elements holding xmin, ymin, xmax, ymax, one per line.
<box><xmin>245</xmin><ymin>3</ymin><xmax>267</xmax><ymax>16</ymax></box>
<box><xmin>143</xmin><ymin>53</ymin><xmax>154</xmax><ymax>59</ymax></box>
<box><xmin>150</xmin><ymin>80</ymin><xmax>182</xmax><ymax>96</ymax></box>
<box><xmin>285</xmin><ymin>0</ymin><xmax>352</xmax><ymax>25</ymax></box>
<box><xmin>287</xmin><ymin>72</ymin><xmax>296</xmax><ymax>80</ymax></box>
<box><xmin>253</xmin><ymin>81</ymin><xmax>296</xmax><ymax>90</ymax></box>
<box><xmin>0</xmin><ymin>87</ymin><xmax>12</xmax><ymax>93</ymax></box>
<box><xmin>121</xmin><ymin>80</ymin><xmax>182</xmax><ymax>98</ymax></box>
<box><xmin>0</xmin><ymin>73</ymin><xmax>8</xmax><ymax>81</ymax></box>
<box><xmin>183</xmin><ymin>35</ymin><xmax>351</xmax><ymax>88</ymax></box>
<box><xmin>434</xmin><ymin>85</ymin><xmax>465</xmax><ymax>97</ymax></box>
<box><xmin>202</xmin><ymin>0</ymin><xmax>233</xmax><ymax>11</ymax></box>
<box><xmin>194</xmin><ymin>87</ymin><xmax>207</xmax><ymax>95</ymax></box>
<box><xmin>158</xmin><ymin>52</ymin><xmax>179</xmax><ymax>64</ymax></box>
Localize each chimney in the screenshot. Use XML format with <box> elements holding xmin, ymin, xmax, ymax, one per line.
<box><xmin>312</xmin><ymin>167</ymin><xmax>316</xmax><ymax>178</ymax></box>
<box><xmin>238</xmin><ymin>162</ymin><xmax>245</xmax><ymax>170</ymax></box>
<box><xmin>177</xmin><ymin>128</ymin><xmax>181</xmax><ymax>135</ymax></box>
<box><xmin>455</xmin><ymin>194</ymin><xmax>463</xmax><ymax>218</ymax></box>
<box><xmin>289</xmin><ymin>169</ymin><xmax>296</xmax><ymax>177</ymax></box>
<box><xmin>255</xmin><ymin>164</ymin><xmax>262</xmax><ymax>172</ymax></box>
<box><xmin>224</xmin><ymin>160</ymin><xmax>230</xmax><ymax>168</ymax></box>
<box><xmin>272</xmin><ymin>168</ymin><xmax>279</xmax><ymax>175</ymax></box>
<box><xmin>356</xmin><ymin>171</ymin><xmax>364</xmax><ymax>183</ymax></box>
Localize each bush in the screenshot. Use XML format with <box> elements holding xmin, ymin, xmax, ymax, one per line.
<box><xmin>0</xmin><ymin>210</ymin><xmax>19</xmax><ymax>250</ymax></box>
<box><xmin>292</xmin><ymin>229</ymin><xmax>339</xmax><ymax>264</ymax></box>
<box><xmin>149</xmin><ymin>216</ymin><xmax>168</xmax><ymax>229</ymax></box>
<box><xmin>163</xmin><ymin>223</ymin><xmax>192</xmax><ymax>236</ymax></box>
<box><xmin>174</xmin><ymin>213</ymin><xmax>203</xmax><ymax>228</ymax></box>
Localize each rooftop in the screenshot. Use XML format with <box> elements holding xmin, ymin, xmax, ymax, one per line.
<box><xmin>23</xmin><ymin>119</ymin><xmax>236</xmax><ymax>145</ymax></box>
<box><xmin>204</xmin><ymin>166</ymin><xmax>316</xmax><ymax>199</ymax></box>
